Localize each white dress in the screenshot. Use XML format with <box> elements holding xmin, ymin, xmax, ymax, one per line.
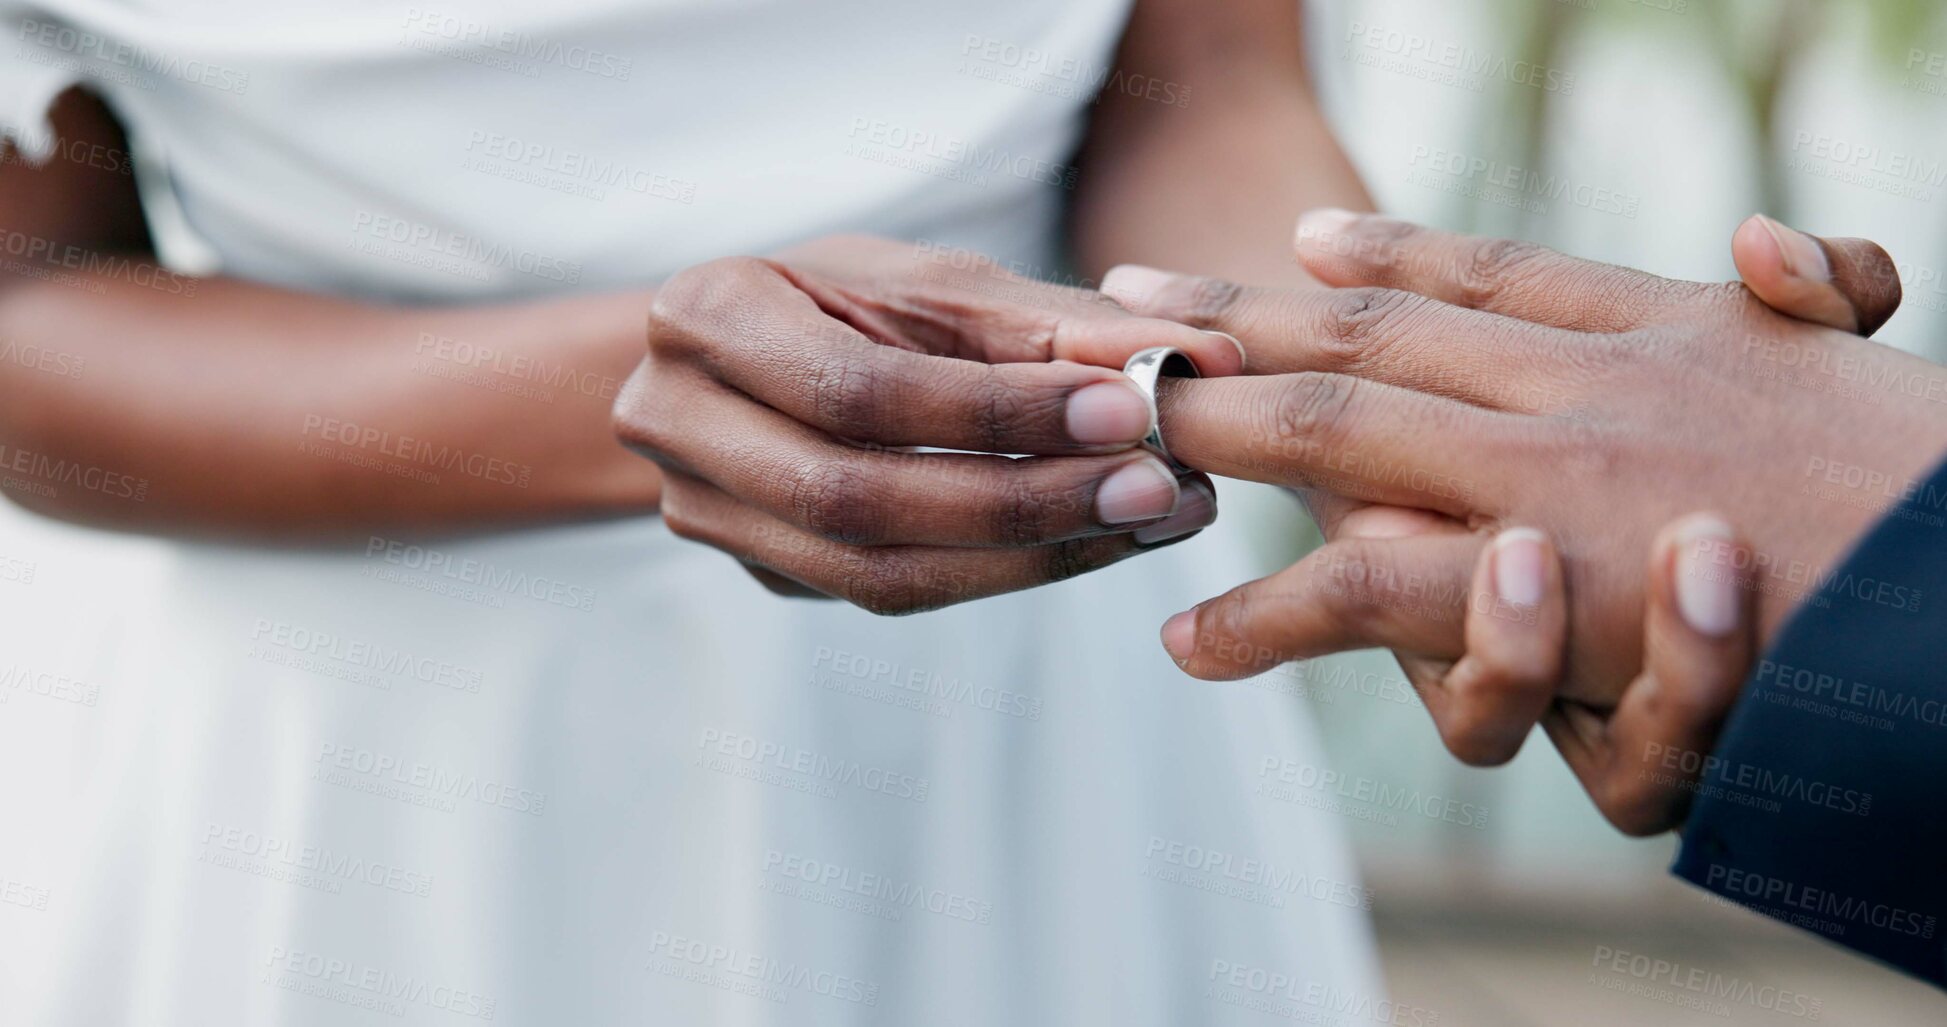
<box><xmin>0</xmin><ymin>1</ymin><xmax>1382</xmax><ymax>1023</ymax></box>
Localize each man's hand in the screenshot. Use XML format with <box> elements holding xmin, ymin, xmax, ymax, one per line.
<box><xmin>612</xmin><ymin>235</ymin><xmax>1238</xmax><ymax>613</ymax></box>
<box><xmin>1104</xmin><ymin>211</ymin><xmax>1942</xmax><ymax>819</ymax></box>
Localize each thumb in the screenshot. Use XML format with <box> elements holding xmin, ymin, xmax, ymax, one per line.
<box><xmin>1732</xmin><ymin>214</ymin><xmax>1902</xmax><ymax>335</ymax></box>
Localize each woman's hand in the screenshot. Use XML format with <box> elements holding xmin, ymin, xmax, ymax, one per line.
<box><xmin>611</xmin><ymin>235</ymin><xmax>1242</xmax><ymax>613</ymax></box>
<box><xmin>1115</xmin><ymin>212</ymin><xmax>1936</xmax><ymax>757</ymax></box>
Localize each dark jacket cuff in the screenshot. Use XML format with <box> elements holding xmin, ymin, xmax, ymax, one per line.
<box><xmin>1671</xmin><ymin>454</ymin><xmax>1947</xmax><ymax>987</ymax></box>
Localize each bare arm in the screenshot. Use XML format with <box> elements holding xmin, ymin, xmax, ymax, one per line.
<box><xmin>0</xmin><ymin>89</ymin><xmax>659</xmax><ymax>544</ymax></box>
<box><xmin>1072</xmin><ymin>0</ymin><xmax>1371</xmax><ymax>287</ymax></box>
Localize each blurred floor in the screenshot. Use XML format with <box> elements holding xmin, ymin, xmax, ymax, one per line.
<box><xmin>1373</xmin><ymin>873</ymin><xmax>1943</xmax><ymax>1026</ymax></box>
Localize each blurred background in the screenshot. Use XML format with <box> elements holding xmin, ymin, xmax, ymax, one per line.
<box><xmin>3</xmin><ymin>0</ymin><xmax>1947</xmax><ymax>1023</ymax></box>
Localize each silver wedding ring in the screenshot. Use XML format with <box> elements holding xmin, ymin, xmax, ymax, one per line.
<box><xmin>1122</xmin><ymin>346</ymin><xmax>1201</xmax><ymax>470</ymax></box>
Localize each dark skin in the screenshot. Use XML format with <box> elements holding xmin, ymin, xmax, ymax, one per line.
<box><xmin>0</xmin><ymin>0</ymin><xmax>1372</xmax><ymax>605</ymax></box>
<box><xmin>1115</xmin><ymin>210</ymin><xmax>1923</xmax><ymax>833</ymax></box>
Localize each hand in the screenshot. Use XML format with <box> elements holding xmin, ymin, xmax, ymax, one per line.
<box><xmin>1457</xmin><ymin>515</ymin><xmax>1758</xmax><ymax>835</ymax></box>
<box><xmin>611</xmin><ymin>235</ymin><xmax>1242</xmax><ymax>613</ymax></box>
<box><xmin>1114</xmin><ymin>212</ymin><xmax>1938</xmax><ymax>757</ymax></box>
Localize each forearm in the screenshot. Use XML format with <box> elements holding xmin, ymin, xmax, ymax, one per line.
<box><xmin>0</xmin><ymin>268</ymin><xmax>659</xmax><ymax>543</ymax></box>
<box><xmin>1072</xmin><ymin>0</ymin><xmax>1371</xmax><ymax>287</ymax></box>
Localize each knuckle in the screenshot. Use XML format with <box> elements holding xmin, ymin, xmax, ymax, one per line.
<box><xmin>1183</xmin><ymin>275</ymin><xmax>1246</xmax><ymax>326</ymax></box>
<box><xmin>610</xmin><ymin>367</ymin><xmax>675</xmax><ymax>456</ymax></box>
<box><xmin>1197</xmin><ymin>592</ymin><xmax>1285</xmax><ymax>673</ymax></box>
<box><xmin>1269</xmin><ymin>373</ymin><xmax>1361</xmax><ymax>453</ymax></box>
<box><xmin>1040</xmin><ymin>537</ymin><xmax>1108</xmax><ymax>586</ymax></box>
<box><xmin>1312</xmin><ymin>540</ymin><xmax>1391</xmax><ymax>639</ymax></box>
<box><xmin>1598</xmin><ymin>775</ymin><xmax>1675</xmax><ymax>837</ymax></box>
<box><xmin>968</xmin><ymin>365</ymin><xmax>1032</xmax><ymax>453</ymax></box>
<box><xmin>806</xmin><ymin>354</ymin><xmax>888</xmax><ymax>440</ymax></box>
<box><xmin>842</xmin><ymin>553</ymin><xmax>952</xmax><ymax>616</ymax></box>
<box><xmin>787</xmin><ymin>462</ymin><xmax>886</xmax><ymax>544</ymax></box>
<box><xmin>987</xmin><ymin>475</ymin><xmax>1056</xmax><ymax>546</ymax></box>
<box><xmin>1202</xmin><ymin>588</ymin><xmax>1258</xmax><ymax>645</ymax></box>
<box><xmin>658</xmin><ymin>487</ymin><xmax>704</xmax><ymax>544</ymax></box>
<box><xmin>648</xmin><ymin>256</ymin><xmax>777</xmax><ymax>357</ymax></box>
<box><xmin>844</xmin><ymin>566</ymin><xmax>922</xmax><ymax>616</ymax></box>
<box><xmin>1461</xmin><ymin>238</ymin><xmax>1550</xmax><ymax>304</ymax></box>
<box><xmin>1319</xmin><ymin>287</ymin><xmax>1420</xmax><ymax>362</ymax></box>
<box><xmin>1441</xmin><ymin>681</ymin><xmax>1540</xmax><ymax>767</ymax></box>
<box><xmin>1689</xmin><ymin>280</ymin><xmax>1751</xmax><ymax>315</ymax></box>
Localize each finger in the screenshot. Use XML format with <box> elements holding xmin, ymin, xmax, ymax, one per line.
<box><xmin>1332</xmin><ymin>504</ymin><xmax>1467</xmax><ymax>540</ymax></box>
<box><xmin>1288</xmin><ymin>208</ymin><xmax>1697</xmax><ymax>333</ymax></box>
<box><xmin>1154</xmin><ymin>373</ymin><xmax>1530</xmax><ymax>517</ymax></box>
<box><xmin>1425</xmin><ymin>528</ymin><xmax>1566</xmax><ymax>766</ymax></box>
<box><xmin>1160</xmin><ymin>533</ymin><xmax>1478</xmax><ymax>680</ymax></box>
<box><xmin>1730</xmin><ymin>214</ymin><xmax>1902</xmax><ymax>336</ymax></box>
<box><xmin>786</xmin><ymin>260</ymin><xmax>1248</xmax><ymax>376</ymax></box>
<box><xmin>1100</xmin><ymin>267</ymin><xmax>1599</xmax><ymax>412</ymax></box>
<box><xmin>621</xmin><ymin>374</ymin><xmax>1198</xmax><ymax>547</ymax></box>
<box><xmin>1597</xmin><ymin>514</ymin><xmax>1756</xmax><ymax>836</ymax></box>
<box><xmin>660</xmin><ymin>470</ymin><xmax>1217</xmax><ymax>615</ymax></box>
<box><xmin>656</xmin><ymin>257</ymin><xmax>1161</xmax><ymax>454</ymax></box>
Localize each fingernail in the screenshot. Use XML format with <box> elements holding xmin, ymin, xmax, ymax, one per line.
<box><xmin>1066</xmin><ymin>379</ymin><xmax>1153</xmax><ymax>445</ymax></box>
<box><xmin>1674</xmin><ymin>516</ymin><xmax>1740</xmax><ymax>638</ymax></box>
<box><xmin>1756</xmin><ymin>215</ymin><xmax>1830</xmax><ymax>283</ymax></box>
<box><xmin>1161</xmin><ymin>609</ymin><xmax>1197</xmax><ymax>664</ymax></box>
<box><xmin>1202</xmin><ymin>329</ymin><xmax>1247</xmax><ymax>371</ymax></box>
<box><xmin>1135</xmin><ymin>480</ymin><xmax>1216</xmax><ymax>545</ymax></box>
<box><xmin>1100</xmin><ymin>264</ymin><xmax>1178</xmax><ymax>313</ymax></box>
<box><xmin>1294</xmin><ymin>207</ymin><xmax>1361</xmax><ymax>245</ymax></box>
<box><xmin>1492</xmin><ymin>527</ymin><xmax>1548</xmax><ymax>607</ymax></box>
<box><xmin>1095</xmin><ymin>458</ymin><xmax>1180</xmax><ymax>525</ymax></box>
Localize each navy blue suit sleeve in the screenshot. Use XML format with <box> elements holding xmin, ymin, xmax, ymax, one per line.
<box><xmin>1672</xmin><ymin>455</ymin><xmax>1947</xmax><ymax>987</ymax></box>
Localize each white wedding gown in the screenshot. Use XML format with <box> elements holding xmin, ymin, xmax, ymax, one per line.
<box><xmin>0</xmin><ymin>1</ymin><xmax>1382</xmax><ymax>1023</ymax></box>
